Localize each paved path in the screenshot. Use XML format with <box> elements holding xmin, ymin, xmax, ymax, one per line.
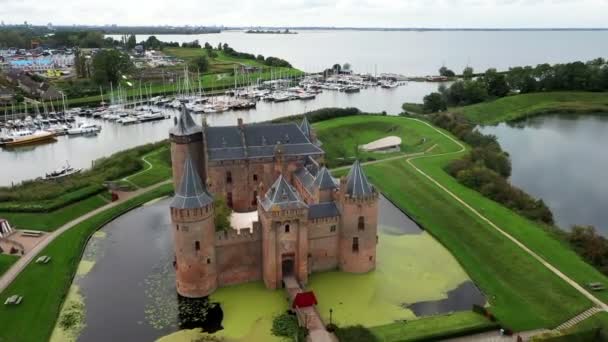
<box><xmin>331</xmin><ymin>144</ymin><xmax>437</xmax><ymax>172</ymax></box>
<box><xmin>400</xmin><ymin>118</ymin><xmax>608</xmax><ymax>312</ymax></box>
<box><xmin>121</xmin><ymin>148</ymin><xmax>166</xmax><ymax>188</ymax></box>
<box><xmin>443</xmin><ymin>329</ymin><xmax>549</xmax><ymax>342</ymax></box>
<box><xmin>0</xmin><ymin>179</ymin><xmax>171</xmax><ymax>294</ymax></box>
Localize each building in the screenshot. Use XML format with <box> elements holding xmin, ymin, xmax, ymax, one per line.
<box><xmin>169</xmin><ymin>108</ymin><xmax>379</xmax><ymax>298</ymax></box>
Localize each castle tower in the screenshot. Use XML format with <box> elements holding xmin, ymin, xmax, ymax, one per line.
<box><xmin>170</xmin><ymin>156</ymin><xmax>217</xmax><ymax>298</ymax></box>
<box><xmin>338</xmin><ymin>160</ymin><xmax>379</xmax><ymax>273</ymax></box>
<box><xmin>169</xmin><ymin>105</ymin><xmax>206</xmax><ymax>189</ymax></box>
<box><xmin>258</xmin><ymin>175</ymin><xmax>309</xmax><ymax>289</ymax></box>
<box><xmin>312</xmin><ymin>167</ymin><xmax>338</xmax><ymax>203</ymax></box>
<box><xmin>299</xmin><ymin>116</ymin><xmax>316</xmax><ymax>144</ymax></box>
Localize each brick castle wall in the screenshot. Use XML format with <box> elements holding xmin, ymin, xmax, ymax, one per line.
<box><xmin>215</xmin><ymin>226</ymin><xmax>262</xmax><ymax>286</ymax></box>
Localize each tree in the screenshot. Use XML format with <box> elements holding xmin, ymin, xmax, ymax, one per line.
<box><xmin>92</xmin><ymin>49</ymin><xmax>133</xmax><ymax>85</ymax></box>
<box><xmin>484</xmin><ymin>68</ymin><xmax>510</xmax><ymax>97</ymax></box>
<box><xmin>217</xmin><ymin>42</ymin><xmax>222</xmax><ymax>50</ymax></box>
<box><xmin>188</xmin><ymin>55</ymin><xmax>209</xmax><ymax>73</ymax></box>
<box><xmin>126</xmin><ymin>34</ymin><xmax>136</xmax><ymax>49</ymax></box>
<box><xmin>343</xmin><ymin>63</ymin><xmax>351</xmax><ymax>71</ymax></box>
<box><xmin>439</xmin><ymin>66</ymin><xmax>455</xmax><ymax>77</ymax></box>
<box><xmin>204</xmin><ymin>42</ymin><xmax>212</xmax><ymax>50</ymax></box>
<box><xmin>423</xmin><ymin>92</ymin><xmax>447</xmax><ymax>113</ymax></box>
<box><xmin>214</xmin><ymin>197</ymin><xmax>232</xmax><ymax>232</ymax></box>
<box><xmin>463</xmin><ymin>66</ymin><xmax>474</xmax><ymax>80</ymax></box>
<box><xmin>332</xmin><ymin>63</ymin><xmax>342</xmax><ymax>73</ymax></box>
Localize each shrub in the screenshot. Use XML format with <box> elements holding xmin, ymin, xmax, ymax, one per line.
<box><xmin>271</xmin><ymin>313</ymin><xmax>307</xmax><ymax>341</ymax></box>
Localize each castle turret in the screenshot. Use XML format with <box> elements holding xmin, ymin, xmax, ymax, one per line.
<box><xmin>299</xmin><ymin>116</ymin><xmax>316</xmax><ymax>144</ymax></box>
<box><xmin>312</xmin><ymin>167</ymin><xmax>338</xmax><ymax>203</ymax></box>
<box><xmin>169</xmin><ymin>105</ymin><xmax>206</xmax><ymax>189</ymax></box>
<box><xmin>170</xmin><ymin>156</ymin><xmax>217</xmax><ymax>298</ymax></box>
<box><xmin>258</xmin><ymin>175</ymin><xmax>309</xmax><ymax>289</ymax></box>
<box><xmin>338</xmin><ymin>160</ymin><xmax>379</xmax><ymax>273</ymax></box>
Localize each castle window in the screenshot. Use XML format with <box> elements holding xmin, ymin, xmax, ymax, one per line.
<box><xmin>195</xmin><ymin>241</ymin><xmax>200</xmax><ymax>251</ymax></box>
<box><xmin>358</xmin><ymin>216</ymin><xmax>365</xmax><ymax>231</ymax></box>
<box><xmin>176</xmin><ymin>224</ymin><xmax>179</xmax><ymax>231</ymax></box>
<box><xmin>227</xmin><ymin>192</ymin><xmax>233</xmax><ymax>208</ymax></box>
<box><xmin>285</xmin><ymin>224</ymin><xmax>290</xmax><ymax>233</ymax></box>
<box><xmin>253</xmin><ymin>174</ymin><xmax>258</xmax><ymax>182</ymax></box>
<box><xmin>207</xmin><ymin>258</ymin><xmax>211</xmax><ymax>264</ymax></box>
<box><xmin>369</xmin><ymin>256</ymin><xmax>373</xmax><ymax>261</ymax></box>
<box><xmin>330</xmin><ymin>225</ymin><xmax>336</xmax><ymax>233</ymax></box>
<box><xmin>226</xmin><ymin>171</ymin><xmax>233</xmax><ymax>184</ymax></box>
<box><xmin>352</xmin><ymin>237</ymin><xmax>359</xmax><ymax>252</ymax></box>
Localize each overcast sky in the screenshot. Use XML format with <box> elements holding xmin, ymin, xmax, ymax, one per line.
<box><xmin>1</xmin><ymin>0</ymin><xmax>607</xmax><ymax>28</ymax></box>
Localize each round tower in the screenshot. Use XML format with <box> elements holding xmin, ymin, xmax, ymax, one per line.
<box><xmin>338</xmin><ymin>160</ymin><xmax>379</xmax><ymax>273</ymax></box>
<box><xmin>170</xmin><ymin>156</ymin><xmax>217</xmax><ymax>298</ymax></box>
<box><xmin>169</xmin><ymin>105</ymin><xmax>206</xmax><ymax>190</ymax></box>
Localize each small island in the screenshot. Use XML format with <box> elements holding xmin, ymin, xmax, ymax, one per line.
<box><xmin>245</xmin><ymin>29</ymin><xmax>298</xmax><ymax>34</ymax></box>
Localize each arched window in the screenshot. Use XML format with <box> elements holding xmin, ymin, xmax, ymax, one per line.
<box><xmin>358</xmin><ymin>216</ymin><xmax>365</xmax><ymax>231</ymax></box>
<box><xmin>226</xmin><ymin>171</ymin><xmax>233</xmax><ymax>184</ymax></box>
<box><xmin>195</xmin><ymin>241</ymin><xmax>200</xmax><ymax>251</ymax></box>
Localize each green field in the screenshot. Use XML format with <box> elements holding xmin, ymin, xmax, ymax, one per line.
<box><xmin>315</xmin><ymin>115</ymin><xmax>445</xmax><ymax>168</ymax></box>
<box><xmin>315</xmin><ymin>116</ymin><xmax>607</xmax><ymax>331</ymax></box>
<box><xmin>371</xmin><ymin>312</ymin><xmax>497</xmax><ymax>342</ymax></box>
<box><xmin>454</xmin><ymin>91</ymin><xmax>608</xmax><ymax>124</ymax></box>
<box><xmin>0</xmin><ymin>255</ymin><xmax>18</xmax><ymax>277</ymax></box>
<box><xmin>0</xmin><ymin>183</ymin><xmax>174</xmax><ymax>342</ymax></box>
<box><xmin>122</xmin><ymin>147</ymin><xmax>172</xmax><ymax>188</ymax></box>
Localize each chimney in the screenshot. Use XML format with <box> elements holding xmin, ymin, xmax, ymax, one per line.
<box><xmin>237</xmin><ymin>118</ymin><xmax>243</xmax><ymax>129</ymax></box>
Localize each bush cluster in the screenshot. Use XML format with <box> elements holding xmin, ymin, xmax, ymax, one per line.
<box><xmin>334</xmin><ymin>325</ymin><xmax>379</xmax><ymax>342</ymax></box>
<box><xmin>430</xmin><ymin>112</ymin><xmax>554</xmax><ymax>224</ymax></box>
<box><xmin>271</xmin><ymin>107</ymin><xmax>361</xmax><ymax>124</ymax></box>
<box><xmin>271</xmin><ymin>313</ymin><xmax>308</xmax><ymax>341</ymax></box>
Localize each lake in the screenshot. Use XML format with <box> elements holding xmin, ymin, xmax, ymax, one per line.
<box><xmin>122</xmin><ymin>30</ymin><xmax>608</xmax><ymax>75</ymax></box>
<box><xmin>480</xmin><ymin>114</ymin><xmax>608</xmax><ymax>235</ymax></box>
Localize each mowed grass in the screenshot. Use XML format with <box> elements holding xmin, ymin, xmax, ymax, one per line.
<box><xmin>454</xmin><ymin>91</ymin><xmax>608</xmax><ymax>124</ymax></box>
<box><xmin>315</xmin><ymin>115</ymin><xmax>447</xmax><ymax>168</ymax></box>
<box><xmin>124</xmin><ymin>147</ymin><xmax>172</xmax><ymax>188</ymax></box>
<box><xmin>317</xmin><ymin>116</ymin><xmax>594</xmax><ymax>330</ymax></box>
<box><xmin>0</xmin><ymin>195</ymin><xmax>107</xmax><ymax>232</ymax></box>
<box><xmin>0</xmin><ymin>183</ymin><xmax>174</xmax><ymax>342</ymax></box>
<box><xmin>371</xmin><ymin>311</ymin><xmax>497</xmax><ymax>342</ymax></box>
<box><xmin>0</xmin><ymin>255</ymin><xmax>18</xmax><ymax>276</ymax></box>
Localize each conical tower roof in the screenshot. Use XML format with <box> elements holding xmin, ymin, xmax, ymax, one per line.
<box><xmin>345</xmin><ymin>160</ymin><xmax>373</xmax><ymax>198</ymax></box>
<box><xmin>260</xmin><ymin>174</ymin><xmax>308</xmax><ymax>211</ymax></box>
<box><xmin>313</xmin><ymin>167</ymin><xmax>338</xmax><ymax>190</ymax></box>
<box><xmin>170</xmin><ymin>104</ymin><xmax>201</xmax><ymax>136</ymax></box>
<box><xmin>171</xmin><ymin>156</ymin><xmax>213</xmax><ymax>209</ymax></box>
<box><xmin>299</xmin><ymin>116</ymin><xmax>314</xmax><ymax>141</ymax></box>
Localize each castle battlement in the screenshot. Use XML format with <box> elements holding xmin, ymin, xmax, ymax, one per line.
<box><xmin>215</xmin><ymin>225</ymin><xmax>262</xmax><ymax>246</ymax></box>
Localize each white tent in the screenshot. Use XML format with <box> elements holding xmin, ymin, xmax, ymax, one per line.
<box><xmin>0</xmin><ymin>219</ymin><xmax>13</xmax><ymax>238</ymax></box>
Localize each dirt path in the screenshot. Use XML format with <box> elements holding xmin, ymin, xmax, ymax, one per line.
<box><xmin>0</xmin><ymin>179</ymin><xmax>171</xmax><ymax>294</ymax></box>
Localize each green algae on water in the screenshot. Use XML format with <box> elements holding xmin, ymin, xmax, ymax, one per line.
<box><xmin>50</xmin><ymin>285</ymin><xmax>86</xmax><ymax>342</ymax></box>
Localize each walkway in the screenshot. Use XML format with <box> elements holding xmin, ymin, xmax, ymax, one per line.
<box><xmin>331</xmin><ymin>144</ymin><xmax>437</xmax><ymax>172</ymax></box>
<box><xmin>283</xmin><ymin>276</ymin><xmax>336</xmax><ymax>342</ymax></box>
<box><xmin>121</xmin><ymin>148</ymin><xmax>166</xmax><ymax>188</ymax></box>
<box><xmin>444</xmin><ymin>329</ymin><xmax>549</xmax><ymax>342</ymax></box>
<box><xmin>0</xmin><ymin>179</ymin><xmax>171</xmax><ymax>293</ymax></box>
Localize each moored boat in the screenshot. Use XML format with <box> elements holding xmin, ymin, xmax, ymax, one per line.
<box><xmin>1</xmin><ymin>130</ymin><xmax>56</xmax><ymax>147</ymax></box>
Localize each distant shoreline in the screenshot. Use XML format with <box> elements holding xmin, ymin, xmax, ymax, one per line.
<box><xmin>231</xmin><ymin>27</ymin><xmax>608</xmax><ymax>32</ymax></box>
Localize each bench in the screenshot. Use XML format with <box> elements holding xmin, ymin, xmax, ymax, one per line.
<box><xmin>588</xmin><ymin>282</ymin><xmax>606</xmax><ymax>291</ymax></box>
<box><xmin>4</xmin><ymin>295</ymin><xmax>23</xmax><ymax>305</ymax></box>
<box><xmin>36</xmin><ymin>256</ymin><xmax>51</xmax><ymax>264</ymax></box>
<box><xmin>21</xmin><ymin>230</ymin><xmax>43</xmax><ymax>237</ymax></box>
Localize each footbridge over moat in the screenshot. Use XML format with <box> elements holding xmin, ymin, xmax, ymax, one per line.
<box><xmin>283</xmin><ymin>276</ymin><xmax>336</xmax><ymax>342</ymax></box>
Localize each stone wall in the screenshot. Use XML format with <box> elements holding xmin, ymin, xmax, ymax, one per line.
<box><xmin>307</xmin><ymin>216</ymin><xmax>340</xmax><ymax>272</ymax></box>
<box><xmin>215</xmin><ymin>226</ymin><xmax>263</xmax><ymax>286</ymax></box>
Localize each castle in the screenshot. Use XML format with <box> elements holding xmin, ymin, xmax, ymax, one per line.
<box><xmin>169</xmin><ymin>108</ymin><xmax>379</xmax><ymax>298</ymax></box>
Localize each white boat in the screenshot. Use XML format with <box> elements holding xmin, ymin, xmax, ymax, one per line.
<box><xmin>118</xmin><ymin>116</ymin><xmax>139</xmax><ymax>125</ymax></box>
<box><xmin>67</xmin><ymin>122</ymin><xmax>101</xmax><ymax>136</ymax></box>
<box><xmin>1</xmin><ymin>130</ymin><xmax>56</xmax><ymax>147</ymax></box>
<box><xmin>45</xmin><ymin>162</ymin><xmax>82</xmax><ymax>180</ymax></box>
<box><xmin>138</xmin><ymin>112</ymin><xmax>167</xmax><ymax>123</ymax></box>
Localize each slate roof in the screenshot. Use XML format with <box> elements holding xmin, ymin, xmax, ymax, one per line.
<box><xmin>299</xmin><ymin>116</ymin><xmax>313</xmax><ymax>141</ymax></box>
<box><xmin>308</xmin><ymin>202</ymin><xmax>340</xmax><ymax>219</ymax></box>
<box><xmin>205</xmin><ymin>122</ymin><xmax>323</xmax><ymax>161</ymax></box>
<box><xmin>170</xmin><ymin>157</ymin><xmax>213</xmax><ymax>209</ymax></box>
<box><xmin>260</xmin><ymin>175</ymin><xmax>308</xmax><ymax>211</ymax></box>
<box><xmin>169</xmin><ymin>105</ymin><xmax>202</xmax><ymax>136</ymax></box>
<box><xmin>312</xmin><ymin>167</ymin><xmax>338</xmax><ymax>190</ymax></box>
<box><xmin>346</xmin><ymin>160</ymin><xmax>374</xmax><ymax>198</ymax></box>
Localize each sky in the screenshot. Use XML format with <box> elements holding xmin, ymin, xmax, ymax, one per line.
<box><xmin>0</xmin><ymin>0</ymin><xmax>607</xmax><ymax>28</ymax></box>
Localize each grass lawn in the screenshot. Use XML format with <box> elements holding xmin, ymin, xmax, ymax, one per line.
<box><xmin>123</xmin><ymin>147</ymin><xmax>172</xmax><ymax>188</ymax></box>
<box><xmin>371</xmin><ymin>311</ymin><xmax>497</xmax><ymax>342</ymax></box>
<box><xmin>454</xmin><ymin>91</ymin><xmax>608</xmax><ymax>124</ymax></box>
<box><xmin>0</xmin><ymin>255</ymin><xmax>18</xmax><ymax>276</ymax></box>
<box><xmin>0</xmin><ymin>183</ymin><xmax>174</xmax><ymax>342</ymax></box>
<box><xmin>314</xmin><ymin>115</ymin><xmax>445</xmax><ymax>168</ymax></box>
<box><xmin>316</xmin><ymin>116</ymin><xmax>598</xmax><ymax>330</ymax></box>
<box><xmin>0</xmin><ymin>195</ymin><xmax>107</xmax><ymax>232</ymax></box>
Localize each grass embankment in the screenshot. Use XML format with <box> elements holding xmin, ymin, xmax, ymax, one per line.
<box><xmin>0</xmin><ymin>142</ymin><xmax>171</xmax><ymax>231</ymax></box>
<box><xmin>316</xmin><ymin>116</ymin><xmax>599</xmax><ymax>332</ymax></box>
<box><xmin>0</xmin><ymin>255</ymin><xmax>18</xmax><ymax>276</ymax></box>
<box><xmin>314</xmin><ymin>115</ymin><xmax>438</xmax><ymax>168</ymax></box>
<box><xmin>371</xmin><ymin>312</ymin><xmax>497</xmax><ymax>342</ymax></box>
<box><xmin>453</xmin><ymin>91</ymin><xmax>608</xmax><ymax>124</ymax></box>
<box><xmin>0</xmin><ymin>183</ymin><xmax>174</xmax><ymax>342</ymax></box>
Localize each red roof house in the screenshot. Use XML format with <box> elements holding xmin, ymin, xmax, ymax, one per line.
<box><xmin>292</xmin><ymin>291</ymin><xmax>318</xmax><ymax>309</ymax></box>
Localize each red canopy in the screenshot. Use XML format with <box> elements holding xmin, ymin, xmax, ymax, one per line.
<box><xmin>292</xmin><ymin>291</ymin><xmax>318</xmax><ymax>309</ymax></box>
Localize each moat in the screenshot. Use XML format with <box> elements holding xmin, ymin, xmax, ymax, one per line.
<box><xmin>66</xmin><ymin>196</ymin><xmax>484</xmax><ymax>342</ymax></box>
